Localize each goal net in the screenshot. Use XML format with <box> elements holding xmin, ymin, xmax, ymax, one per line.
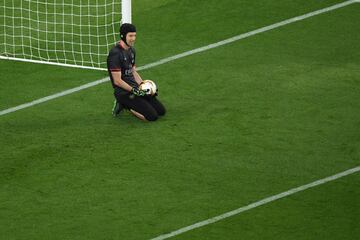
<box><xmin>0</xmin><ymin>0</ymin><xmax>129</xmax><ymax>70</ymax></box>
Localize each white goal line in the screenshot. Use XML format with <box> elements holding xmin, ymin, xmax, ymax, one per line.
<box><xmin>0</xmin><ymin>0</ymin><xmax>358</xmax><ymax>117</ymax></box>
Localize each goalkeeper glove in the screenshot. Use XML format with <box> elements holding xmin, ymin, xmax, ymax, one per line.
<box><xmin>131</xmin><ymin>87</ymin><xmax>146</xmax><ymax>97</ymax></box>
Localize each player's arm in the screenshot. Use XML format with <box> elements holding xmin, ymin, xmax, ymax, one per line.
<box><xmin>111</xmin><ymin>71</ymin><xmax>133</xmax><ymax>92</ymax></box>
<box><xmin>133</xmin><ymin>66</ymin><xmax>143</xmax><ymax>85</ymax></box>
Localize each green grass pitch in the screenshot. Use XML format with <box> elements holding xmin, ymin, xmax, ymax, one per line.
<box><xmin>0</xmin><ymin>0</ymin><xmax>359</xmax><ymax>239</ymax></box>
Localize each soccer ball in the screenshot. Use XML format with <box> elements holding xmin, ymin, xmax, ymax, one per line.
<box><xmin>139</xmin><ymin>80</ymin><xmax>157</xmax><ymax>96</ymax></box>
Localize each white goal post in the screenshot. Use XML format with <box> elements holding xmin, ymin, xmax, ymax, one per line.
<box><xmin>0</xmin><ymin>0</ymin><xmax>132</xmax><ymax>71</ymax></box>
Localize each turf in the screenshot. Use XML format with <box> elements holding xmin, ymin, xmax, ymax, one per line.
<box><xmin>0</xmin><ymin>1</ymin><xmax>359</xmax><ymax>240</ymax></box>
<box><xmin>172</xmin><ymin>173</ymin><xmax>360</xmax><ymax>240</ymax></box>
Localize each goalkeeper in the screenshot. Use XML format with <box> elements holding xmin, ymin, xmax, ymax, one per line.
<box><xmin>107</xmin><ymin>23</ymin><xmax>166</xmax><ymax>121</ymax></box>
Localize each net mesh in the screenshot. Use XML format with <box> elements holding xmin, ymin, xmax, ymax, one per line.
<box><xmin>0</xmin><ymin>0</ymin><xmax>121</xmax><ymax>69</ymax></box>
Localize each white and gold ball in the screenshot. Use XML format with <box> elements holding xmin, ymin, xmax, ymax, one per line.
<box><xmin>139</xmin><ymin>80</ymin><xmax>157</xmax><ymax>96</ymax></box>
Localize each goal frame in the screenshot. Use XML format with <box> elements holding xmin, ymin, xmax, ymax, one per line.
<box><xmin>0</xmin><ymin>0</ymin><xmax>132</xmax><ymax>71</ymax></box>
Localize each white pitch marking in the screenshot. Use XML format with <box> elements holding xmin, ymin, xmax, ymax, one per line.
<box><xmin>0</xmin><ymin>55</ymin><xmax>106</xmax><ymax>71</ymax></box>
<box><xmin>0</xmin><ymin>78</ymin><xmax>109</xmax><ymax>116</ymax></box>
<box><xmin>0</xmin><ymin>0</ymin><xmax>358</xmax><ymax>116</ymax></box>
<box><xmin>149</xmin><ymin>166</ymin><xmax>360</xmax><ymax>240</ymax></box>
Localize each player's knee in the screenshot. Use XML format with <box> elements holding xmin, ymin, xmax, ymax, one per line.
<box><xmin>145</xmin><ymin>112</ymin><xmax>158</xmax><ymax>121</ymax></box>
<box><xmin>157</xmin><ymin>106</ymin><xmax>166</xmax><ymax>116</ymax></box>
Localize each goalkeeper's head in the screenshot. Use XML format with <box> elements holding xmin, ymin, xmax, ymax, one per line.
<box><xmin>120</xmin><ymin>23</ymin><xmax>137</xmax><ymax>47</ymax></box>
